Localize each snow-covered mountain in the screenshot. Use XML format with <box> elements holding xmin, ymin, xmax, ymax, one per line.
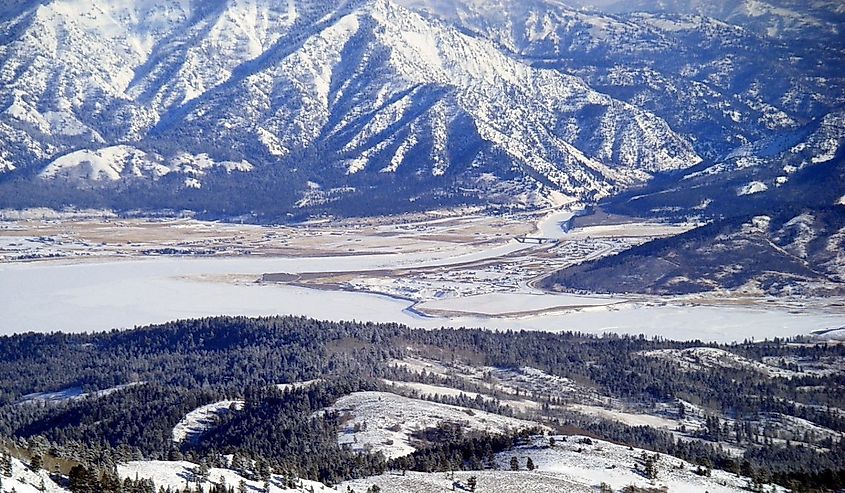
<box><xmin>400</xmin><ymin>0</ymin><xmax>844</xmax><ymax>159</ymax></box>
<box><xmin>0</xmin><ymin>0</ymin><xmax>841</xmax><ymax>216</ymax></box>
<box><xmin>600</xmin><ymin>0</ymin><xmax>845</xmax><ymax>41</ymax></box>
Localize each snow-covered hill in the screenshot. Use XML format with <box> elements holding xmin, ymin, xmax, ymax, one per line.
<box><xmin>543</xmin><ymin>208</ymin><xmax>845</xmax><ymax>296</ymax></box>
<box><xmin>340</xmin><ymin>434</ymin><xmax>789</xmax><ymax>493</ymax></box>
<box><xmin>323</xmin><ymin>391</ymin><xmax>544</xmax><ymax>459</ymax></box>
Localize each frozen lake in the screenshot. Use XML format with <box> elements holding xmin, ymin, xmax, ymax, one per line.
<box><xmin>417</xmin><ymin>292</ymin><xmax>621</xmax><ymax>315</ymax></box>
<box><xmin>1</xmin><ymin>255</ymin><xmax>842</xmax><ymax>343</ymax></box>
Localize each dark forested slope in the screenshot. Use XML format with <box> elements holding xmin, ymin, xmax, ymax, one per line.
<box><xmin>1</xmin><ymin>316</ymin><xmax>845</xmax><ymax>490</ymax></box>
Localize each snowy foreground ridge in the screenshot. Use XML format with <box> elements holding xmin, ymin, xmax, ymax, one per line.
<box><xmin>341</xmin><ymin>435</ymin><xmax>788</xmax><ymax>493</ymax></box>
<box><xmin>0</xmin><ymin>434</ymin><xmax>786</xmax><ymax>493</ymax></box>
<box><xmin>117</xmin><ymin>461</ymin><xmax>330</xmax><ymax>493</ymax></box>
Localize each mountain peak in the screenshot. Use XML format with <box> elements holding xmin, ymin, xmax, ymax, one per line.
<box><xmin>0</xmin><ymin>0</ymin><xmax>839</xmax><ymax>217</ymax></box>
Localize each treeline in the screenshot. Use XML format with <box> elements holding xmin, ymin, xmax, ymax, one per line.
<box><xmin>388</xmin><ymin>427</ymin><xmax>542</xmax><ymax>473</ymax></box>
<box><xmin>0</xmin><ymin>316</ymin><xmax>407</xmax><ymax>404</ymax></box>
<box><xmin>0</xmin><ymin>159</ymin><xmax>484</xmax><ymax>222</ymax></box>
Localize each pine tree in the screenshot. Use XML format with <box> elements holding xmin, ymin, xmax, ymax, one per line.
<box><xmin>643</xmin><ymin>454</ymin><xmax>658</xmax><ymax>480</ymax></box>
<box><xmin>30</xmin><ymin>454</ymin><xmax>43</xmax><ymax>472</ymax></box>
<box><xmin>195</xmin><ymin>462</ymin><xmax>210</xmax><ymax>484</ymax></box>
<box><xmin>467</xmin><ymin>475</ymin><xmax>477</xmax><ymax>492</ymax></box>
<box><xmin>256</xmin><ymin>459</ymin><xmax>271</xmax><ymax>482</ymax></box>
<box><xmin>0</xmin><ymin>451</ymin><xmax>12</xmax><ymax>476</ymax></box>
<box><xmin>69</xmin><ymin>464</ymin><xmax>99</xmax><ymax>492</ymax></box>
<box><xmin>509</xmin><ymin>456</ymin><xmax>519</xmax><ymax>471</ymax></box>
<box><xmin>526</xmin><ymin>457</ymin><xmax>535</xmax><ymax>471</ymax></box>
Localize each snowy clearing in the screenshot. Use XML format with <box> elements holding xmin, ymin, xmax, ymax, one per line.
<box><xmin>172</xmin><ymin>399</ymin><xmax>245</xmax><ymax>443</ymax></box>
<box><xmin>117</xmin><ymin>460</ymin><xmax>330</xmax><ymax>492</ymax></box>
<box><xmin>275</xmin><ymin>379</ymin><xmax>322</xmax><ymax>392</ymax></box>
<box><xmin>496</xmin><ymin>435</ymin><xmax>787</xmax><ymax>493</ymax></box>
<box><xmin>567</xmin><ymin>404</ymin><xmax>680</xmax><ymax>430</ymax></box>
<box><xmin>1</xmin><ymin>456</ymin><xmax>69</xmax><ymax>493</ymax></box>
<box><xmin>323</xmin><ymin>391</ymin><xmax>544</xmax><ymax>459</ymax></box>
<box><xmin>18</xmin><ymin>382</ymin><xmax>144</xmax><ymax>405</ymax></box>
<box><xmin>341</xmin><ymin>470</ymin><xmax>592</xmax><ymax>493</ymax></box>
<box><xmin>382</xmin><ymin>380</ymin><xmax>487</xmax><ymax>401</ymax></box>
<box><xmin>640</xmin><ymin>347</ymin><xmax>805</xmax><ymax>378</ymax></box>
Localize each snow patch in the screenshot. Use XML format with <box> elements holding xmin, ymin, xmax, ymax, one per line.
<box><xmin>118</xmin><ymin>460</ymin><xmax>329</xmax><ymax>492</ymax></box>
<box><xmin>737</xmin><ymin>181</ymin><xmax>768</xmax><ymax>196</ymax></box>
<box><xmin>1</xmin><ymin>456</ymin><xmax>70</xmax><ymax>493</ymax></box>
<box><xmin>172</xmin><ymin>399</ymin><xmax>245</xmax><ymax>443</ymax></box>
<box><xmin>275</xmin><ymin>379</ymin><xmax>322</xmax><ymax>391</ymax></box>
<box><xmin>641</xmin><ymin>347</ymin><xmax>804</xmax><ymax>379</ymax></box>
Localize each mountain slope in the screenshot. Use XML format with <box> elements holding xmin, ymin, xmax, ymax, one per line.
<box><xmin>148</xmin><ymin>0</ymin><xmax>700</xmax><ymax>197</ymax></box>
<box><xmin>542</xmin><ymin>207</ymin><xmax>845</xmax><ymax>296</ymax></box>
<box><xmin>0</xmin><ymin>0</ymin><xmax>701</xmax><ymax>215</ymax></box>
<box><xmin>0</xmin><ymin>0</ymin><xmax>840</xmax><ymax>217</ymax></box>
<box><xmin>601</xmin><ymin>0</ymin><xmax>845</xmax><ymax>41</ymax></box>
<box><xmin>399</xmin><ymin>0</ymin><xmax>845</xmax><ymax>161</ymax></box>
<box><xmin>605</xmin><ymin>109</ymin><xmax>845</xmax><ymax>220</ymax></box>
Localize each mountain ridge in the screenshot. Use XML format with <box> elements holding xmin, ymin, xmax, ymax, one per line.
<box><xmin>0</xmin><ymin>0</ymin><xmax>841</xmax><ymax>217</ymax></box>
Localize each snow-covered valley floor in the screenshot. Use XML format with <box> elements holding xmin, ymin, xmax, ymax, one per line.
<box><xmin>1</xmin><ymin>209</ymin><xmax>841</xmax><ymax>342</ymax></box>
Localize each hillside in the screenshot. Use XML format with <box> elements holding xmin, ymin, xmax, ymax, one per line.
<box><xmin>542</xmin><ymin>207</ymin><xmax>845</xmax><ymax>296</ymax></box>
<box><xmin>1</xmin><ymin>316</ymin><xmax>844</xmax><ymax>492</ymax></box>
<box><xmin>341</xmin><ymin>434</ymin><xmax>789</xmax><ymax>493</ymax></box>
<box><xmin>536</xmin><ymin>107</ymin><xmax>845</xmax><ymax>297</ymax></box>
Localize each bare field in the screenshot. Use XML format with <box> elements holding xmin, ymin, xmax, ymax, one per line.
<box><xmin>0</xmin><ymin>210</ymin><xmax>536</xmax><ymax>263</ymax></box>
